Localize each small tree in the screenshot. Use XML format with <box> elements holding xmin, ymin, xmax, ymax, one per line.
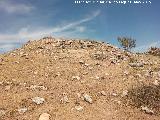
<box><xmin>117</xmin><ymin>37</ymin><xmax>136</xmax><ymax>51</ymax></box>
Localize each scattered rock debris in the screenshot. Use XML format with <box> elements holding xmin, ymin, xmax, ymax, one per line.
<box><xmin>0</xmin><ymin>37</ymin><xmax>160</xmax><ymax>119</ymax></box>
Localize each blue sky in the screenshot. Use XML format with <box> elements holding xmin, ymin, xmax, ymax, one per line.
<box><xmin>0</xmin><ymin>0</ymin><xmax>159</xmax><ymax>53</ymax></box>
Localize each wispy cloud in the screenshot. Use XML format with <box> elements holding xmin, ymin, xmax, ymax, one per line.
<box><xmin>75</xmin><ymin>26</ymin><xmax>86</xmax><ymax>32</ymax></box>
<box><xmin>0</xmin><ymin>0</ymin><xmax>34</xmax><ymax>14</ymax></box>
<box><xmin>52</xmin><ymin>10</ymin><xmax>100</xmax><ymax>32</ymax></box>
<box><xmin>0</xmin><ymin>10</ymin><xmax>101</xmax><ymax>43</ymax></box>
<box><xmin>0</xmin><ymin>10</ymin><xmax>100</xmax><ymax>53</ymax></box>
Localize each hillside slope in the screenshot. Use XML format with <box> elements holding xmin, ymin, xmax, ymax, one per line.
<box><xmin>0</xmin><ymin>37</ymin><xmax>160</xmax><ymax>120</ymax></box>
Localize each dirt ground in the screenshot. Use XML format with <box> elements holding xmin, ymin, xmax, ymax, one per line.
<box><xmin>0</xmin><ymin>37</ymin><xmax>160</xmax><ymax>120</ymax></box>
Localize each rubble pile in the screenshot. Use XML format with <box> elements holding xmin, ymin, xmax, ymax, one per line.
<box><xmin>0</xmin><ymin>37</ymin><xmax>160</xmax><ymax>120</ymax></box>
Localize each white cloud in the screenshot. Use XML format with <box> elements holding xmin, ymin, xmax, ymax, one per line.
<box><xmin>0</xmin><ymin>10</ymin><xmax>100</xmax><ymax>53</ymax></box>
<box><xmin>0</xmin><ymin>10</ymin><xmax>101</xmax><ymax>43</ymax></box>
<box><xmin>0</xmin><ymin>0</ymin><xmax>34</xmax><ymax>14</ymax></box>
<box><xmin>52</xmin><ymin>10</ymin><xmax>100</xmax><ymax>32</ymax></box>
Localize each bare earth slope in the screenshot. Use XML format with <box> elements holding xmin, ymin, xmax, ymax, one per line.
<box><xmin>0</xmin><ymin>37</ymin><xmax>160</xmax><ymax>120</ymax></box>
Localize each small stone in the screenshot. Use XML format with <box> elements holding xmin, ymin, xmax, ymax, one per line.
<box><xmin>84</xmin><ymin>63</ymin><xmax>89</xmax><ymax>66</ymax></box>
<box><xmin>34</xmin><ymin>71</ymin><xmax>38</xmax><ymax>75</ymax></box>
<box><xmin>124</xmin><ymin>71</ymin><xmax>129</xmax><ymax>75</ymax></box>
<box><xmin>30</xmin><ymin>85</ymin><xmax>47</xmax><ymax>91</ymax></box>
<box><xmin>144</xmin><ymin>73</ymin><xmax>151</xmax><ymax>77</ymax></box>
<box><xmin>111</xmin><ymin>92</ymin><xmax>117</xmax><ymax>96</ymax></box>
<box><xmin>114</xmin><ymin>100</ymin><xmax>121</xmax><ymax>105</ymax></box>
<box><xmin>39</xmin><ymin>113</ymin><xmax>51</xmax><ymax>120</ymax></box>
<box><xmin>105</xmin><ymin>73</ymin><xmax>109</xmax><ymax>76</ymax></box>
<box><xmin>0</xmin><ymin>109</ymin><xmax>6</xmax><ymax>117</ymax></box>
<box><xmin>20</xmin><ymin>82</ymin><xmax>27</xmax><ymax>86</ymax></box>
<box><xmin>83</xmin><ymin>94</ymin><xmax>93</xmax><ymax>104</ymax></box>
<box><xmin>77</xmin><ymin>93</ymin><xmax>81</xmax><ymax>98</ymax></box>
<box><xmin>32</xmin><ymin>97</ymin><xmax>45</xmax><ymax>105</ymax></box>
<box><xmin>0</xmin><ymin>81</ymin><xmax>3</xmax><ymax>85</ymax></box>
<box><xmin>18</xmin><ymin>107</ymin><xmax>27</xmax><ymax>114</ymax></box>
<box><xmin>117</xmin><ymin>100</ymin><xmax>121</xmax><ymax>104</ymax></box>
<box><xmin>56</xmin><ymin>72</ymin><xmax>61</xmax><ymax>76</ymax></box>
<box><xmin>60</xmin><ymin>95</ymin><xmax>69</xmax><ymax>104</ymax></box>
<box><xmin>135</xmin><ymin>74</ymin><xmax>142</xmax><ymax>78</ymax></box>
<box><xmin>72</xmin><ymin>76</ymin><xmax>80</xmax><ymax>81</ymax></box>
<box><xmin>5</xmin><ymin>85</ymin><xmax>11</xmax><ymax>91</ymax></box>
<box><xmin>0</xmin><ymin>58</ymin><xmax>3</xmax><ymax>62</ymax></box>
<box><xmin>153</xmin><ymin>80</ymin><xmax>159</xmax><ymax>86</ymax></box>
<box><xmin>15</xmin><ymin>61</ymin><xmax>20</xmax><ymax>64</ymax></box>
<box><xmin>141</xmin><ymin>106</ymin><xmax>154</xmax><ymax>114</ymax></box>
<box><xmin>75</xmin><ymin>105</ymin><xmax>83</xmax><ymax>111</ymax></box>
<box><xmin>79</xmin><ymin>60</ymin><xmax>84</xmax><ymax>64</ymax></box>
<box><xmin>121</xmin><ymin>90</ymin><xmax>128</xmax><ymax>97</ymax></box>
<box><xmin>157</xmin><ymin>71</ymin><xmax>160</xmax><ymax>77</ymax></box>
<box><xmin>95</xmin><ymin>76</ymin><xmax>100</xmax><ymax>80</ymax></box>
<box><xmin>129</xmin><ymin>62</ymin><xmax>143</xmax><ymax>67</ymax></box>
<box><xmin>100</xmin><ymin>91</ymin><xmax>106</xmax><ymax>96</ymax></box>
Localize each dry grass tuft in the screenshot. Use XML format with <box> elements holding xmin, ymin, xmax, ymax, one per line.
<box><xmin>126</xmin><ymin>84</ymin><xmax>160</xmax><ymax>115</ymax></box>
<box><xmin>148</xmin><ymin>47</ymin><xmax>160</xmax><ymax>56</ymax></box>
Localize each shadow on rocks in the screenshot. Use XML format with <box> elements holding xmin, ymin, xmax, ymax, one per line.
<box><xmin>124</xmin><ymin>84</ymin><xmax>160</xmax><ymax>115</ymax></box>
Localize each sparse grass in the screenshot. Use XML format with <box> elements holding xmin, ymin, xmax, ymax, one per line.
<box><xmin>125</xmin><ymin>84</ymin><xmax>160</xmax><ymax>115</ymax></box>
<box><xmin>128</xmin><ymin>57</ymin><xmax>138</xmax><ymax>63</ymax></box>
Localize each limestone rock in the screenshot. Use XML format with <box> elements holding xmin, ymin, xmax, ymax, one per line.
<box><xmin>141</xmin><ymin>106</ymin><xmax>154</xmax><ymax>114</ymax></box>
<box><xmin>153</xmin><ymin>80</ymin><xmax>159</xmax><ymax>86</ymax></box>
<box><xmin>0</xmin><ymin>109</ymin><xmax>6</xmax><ymax>117</ymax></box>
<box><xmin>39</xmin><ymin>113</ymin><xmax>51</xmax><ymax>120</ymax></box>
<box><xmin>75</xmin><ymin>105</ymin><xmax>83</xmax><ymax>111</ymax></box>
<box><xmin>129</xmin><ymin>62</ymin><xmax>144</xmax><ymax>67</ymax></box>
<box><xmin>121</xmin><ymin>90</ymin><xmax>128</xmax><ymax>97</ymax></box>
<box><xmin>5</xmin><ymin>85</ymin><xmax>11</xmax><ymax>91</ymax></box>
<box><xmin>100</xmin><ymin>91</ymin><xmax>106</xmax><ymax>96</ymax></box>
<box><xmin>111</xmin><ymin>92</ymin><xmax>118</xmax><ymax>96</ymax></box>
<box><xmin>29</xmin><ymin>85</ymin><xmax>47</xmax><ymax>91</ymax></box>
<box><xmin>72</xmin><ymin>76</ymin><xmax>80</xmax><ymax>81</ymax></box>
<box><xmin>83</xmin><ymin>94</ymin><xmax>93</xmax><ymax>104</ymax></box>
<box><xmin>18</xmin><ymin>107</ymin><xmax>28</xmax><ymax>114</ymax></box>
<box><xmin>60</xmin><ymin>95</ymin><xmax>69</xmax><ymax>104</ymax></box>
<box><xmin>32</xmin><ymin>97</ymin><xmax>45</xmax><ymax>105</ymax></box>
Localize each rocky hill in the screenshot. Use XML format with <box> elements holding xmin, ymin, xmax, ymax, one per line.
<box><xmin>0</xmin><ymin>37</ymin><xmax>160</xmax><ymax>120</ymax></box>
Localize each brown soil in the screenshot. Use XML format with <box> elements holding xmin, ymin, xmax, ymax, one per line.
<box><xmin>0</xmin><ymin>37</ymin><xmax>160</xmax><ymax>120</ymax></box>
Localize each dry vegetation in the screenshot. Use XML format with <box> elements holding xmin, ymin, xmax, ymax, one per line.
<box><xmin>125</xmin><ymin>84</ymin><xmax>160</xmax><ymax>115</ymax></box>
<box><xmin>148</xmin><ymin>47</ymin><xmax>160</xmax><ymax>56</ymax></box>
